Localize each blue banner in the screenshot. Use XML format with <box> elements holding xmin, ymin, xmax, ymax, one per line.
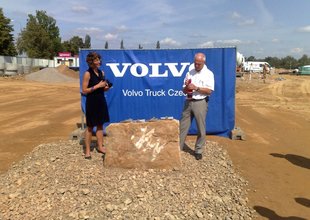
<box><xmin>79</xmin><ymin>48</ymin><xmax>236</xmax><ymax>137</ymax></box>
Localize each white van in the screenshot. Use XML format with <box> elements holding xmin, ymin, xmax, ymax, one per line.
<box><xmin>242</xmin><ymin>61</ymin><xmax>271</xmax><ymax>73</ymax></box>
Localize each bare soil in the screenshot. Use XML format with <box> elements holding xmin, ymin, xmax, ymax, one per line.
<box><xmin>0</xmin><ymin>71</ymin><xmax>309</xmax><ymax>219</ymax></box>
<box><xmin>209</xmin><ymin>73</ymin><xmax>310</xmax><ymax>219</ymax></box>
<box><xmin>0</xmin><ymin>76</ymin><xmax>81</xmax><ymax>173</ymax></box>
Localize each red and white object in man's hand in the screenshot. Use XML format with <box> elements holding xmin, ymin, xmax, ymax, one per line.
<box><xmin>186</xmin><ymin>79</ymin><xmax>193</xmax><ymax>99</ymax></box>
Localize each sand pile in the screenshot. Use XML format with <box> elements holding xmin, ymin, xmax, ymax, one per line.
<box><xmin>56</xmin><ymin>65</ymin><xmax>79</xmax><ymax>79</ymax></box>
<box><xmin>25</xmin><ymin>65</ymin><xmax>79</xmax><ymax>83</ymax></box>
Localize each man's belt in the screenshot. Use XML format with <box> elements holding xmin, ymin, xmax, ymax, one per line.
<box><xmin>187</xmin><ymin>96</ymin><xmax>209</xmax><ymax>102</ymax></box>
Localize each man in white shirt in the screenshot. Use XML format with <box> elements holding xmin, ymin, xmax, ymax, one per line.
<box><xmin>179</xmin><ymin>53</ymin><xmax>215</xmax><ymax>160</ymax></box>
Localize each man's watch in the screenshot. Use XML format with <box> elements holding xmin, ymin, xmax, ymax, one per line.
<box><xmin>196</xmin><ymin>87</ymin><xmax>200</xmax><ymax>92</ymax></box>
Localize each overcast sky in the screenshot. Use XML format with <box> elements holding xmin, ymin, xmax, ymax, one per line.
<box><xmin>2</xmin><ymin>0</ymin><xmax>310</xmax><ymax>59</ymax></box>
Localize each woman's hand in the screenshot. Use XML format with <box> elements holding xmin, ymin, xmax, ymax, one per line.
<box><xmin>97</xmin><ymin>80</ymin><xmax>107</xmax><ymax>88</ymax></box>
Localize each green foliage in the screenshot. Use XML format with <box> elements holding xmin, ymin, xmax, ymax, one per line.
<box><xmin>16</xmin><ymin>10</ymin><xmax>62</xmax><ymax>59</ymax></box>
<box><xmin>246</xmin><ymin>56</ymin><xmax>256</xmax><ymax>61</ymax></box>
<box><xmin>262</xmin><ymin>55</ymin><xmax>310</xmax><ymax>69</ymax></box>
<box><xmin>264</xmin><ymin>56</ymin><xmax>280</xmax><ymax>67</ymax></box>
<box><xmin>247</xmin><ymin>54</ymin><xmax>310</xmax><ymax>69</ymax></box>
<box><xmin>84</xmin><ymin>35</ymin><xmax>91</xmax><ymax>48</ymax></box>
<box><xmin>279</xmin><ymin>56</ymin><xmax>298</xmax><ymax>69</ymax></box>
<box><xmin>62</xmin><ymin>36</ymin><xmax>83</xmax><ymax>56</ymax></box>
<box><xmin>0</xmin><ymin>8</ymin><xmax>17</xmax><ymax>56</ymax></box>
<box><xmin>298</xmin><ymin>54</ymin><xmax>309</xmax><ymax>67</ymax></box>
<box><xmin>61</xmin><ymin>35</ymin><xmax>91</xmax><ymax>55</ymax></box>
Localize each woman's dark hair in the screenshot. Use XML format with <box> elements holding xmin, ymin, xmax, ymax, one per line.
<box><xmin>86</xmin><ymin>52</ymin><xmax>101</xmax><ymax>66</ymax></box>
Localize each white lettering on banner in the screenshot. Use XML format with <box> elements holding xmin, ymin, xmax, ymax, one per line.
<box><xmin>122</xmin><ymin>89</ymin><xmax>186</xmax><ymax>97</ymax></box>
<box><xmin>168</xmin><ymin>89</ymin><xmax>186</xmax><ymax>96</ymax></box>
<box><xmin>122</xmin><ymin>89</ymin><xmax>143</xmax><ymax>96</ymax></box>
<box><xmin>164</xmin><ymin>63</ymin><xmax>189</xmax><ymax>77</ymax></box>
<box><xmin>149</xmin><ymin>63</ymin><xmax>168</xmax><ymax>77</ymax></box>
<box><xmin>106</xmin><ymin>63</ymin><xmax>131</xmax><ymax>77</ymax></box>
<box><xmin>106</xmin><ymin>62</ymin><xmax>191</xmax><ymax>77</ymax></box>
<box><xmin>145</xmin><ymin>89</ymin><xmax>166</xmax><ymax>96</ymax></box>
<box><xmin>131</xmin><ymin>63</ymin><xmax>148</xmax><ymax>77</ymax></box>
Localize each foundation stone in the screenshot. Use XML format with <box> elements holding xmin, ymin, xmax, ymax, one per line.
<box><xmin>104</xmin><ymin>119</ymin><xmax>181</xmax><ymax>169</ymax></box>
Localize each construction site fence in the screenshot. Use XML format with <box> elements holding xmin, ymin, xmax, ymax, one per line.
<box><xmin>0</xmin><ymin>55</ymin><xmax>54</xmax><ymax>68</ymax></box>
<box><xmin>0</xmin><ymin>55</ymin><xmax>54</xmax><ymax>76</ymax></box>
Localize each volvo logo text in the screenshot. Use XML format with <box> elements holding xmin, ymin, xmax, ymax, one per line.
<box><xmin>106</xmin><ymin>62</ymin><xmax>191</xmax><ymax>77</ymax></box>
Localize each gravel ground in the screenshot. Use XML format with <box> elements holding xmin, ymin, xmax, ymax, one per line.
<box><xmin>0</xmin><ymin>140</ymin><xmax>256</xmax><ymax>219</ymax></box>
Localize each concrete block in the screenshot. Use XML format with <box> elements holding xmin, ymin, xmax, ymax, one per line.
<box><xmin>231</xmin><ymin>127</ymin><xmax>246</xmax><ymax>140</ymax></box>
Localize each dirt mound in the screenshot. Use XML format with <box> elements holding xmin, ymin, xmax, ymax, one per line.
<box><xmin>25</xmin><ymin>66</ymin><xmax>79</xmax><ymax>83</ymax></box>
<box><xmin>56</xmin><ymin>64</ymin><xmax>79</xmax><ymax>79</ymax></box>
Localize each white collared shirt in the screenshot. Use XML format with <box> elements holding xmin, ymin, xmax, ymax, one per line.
<box><xmin>183</xmin><ymin>65</ymin><xmax>215</xmax><ymax>100</ymax></box>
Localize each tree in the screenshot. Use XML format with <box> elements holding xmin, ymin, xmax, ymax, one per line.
<box><xmin>246</xmin><ymin>56</ymin><xmax>256</xmax><ymax>61</ymax></box>
<box><xmin>120</xmin><ymin>39</ymin><xmax>124</xmax><ymax>49</ymax></box>
<box><xmin>17</xmin><ymin>10</ymin><xmax>62</xmax><ymax>59</ymax></box>
<box><xmin>279</xmin><ymin>56</ymin><xmax>297</xmax><ymax>69</ymax></box>
<box><xmin>61</xmin><ymin>40</ymin><xmax>71</xmax><ymax>53</ymax></box>
<box><xmin>156</xmin><ymin>41</ymin><xmax>160</xmax><ymax>49</ymax></box>
<box><xmin>84</xmin><ymin>34</ymin><xmax>91</xmax><ymax>48</ymax></box>
<box><xmin>62</xmin><ymin>35</ymin><xmax>91</xmax><ymax>55</ymax></box>
<box><xmin>298</xmin><ymin>54</ymin><xmax>310</xmax><ymax>67</ymax></box>
<box><xmin>0</xmin><ymin>8</ymin><xmax>17</xmax><ymax>56</ymax></box>
<box><xmin>68</xmin><ymin>36</ymin><xmax>83</xmax><ymax>55</ymax></box>
<box><xmin>264</xmin><ymin>56</ymin><xmax>281</xmax><ymax>68</ymax></box>
<box><xmin>104</xmin><ymin>41</ymin><xmax>108</xmax><ymax>49</ymax></box>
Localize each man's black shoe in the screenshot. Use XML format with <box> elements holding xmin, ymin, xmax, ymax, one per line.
<box><xmin>195</xmin><ymin>153</ymin><xmax>202</xmax><ymax>160</ymax></box>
